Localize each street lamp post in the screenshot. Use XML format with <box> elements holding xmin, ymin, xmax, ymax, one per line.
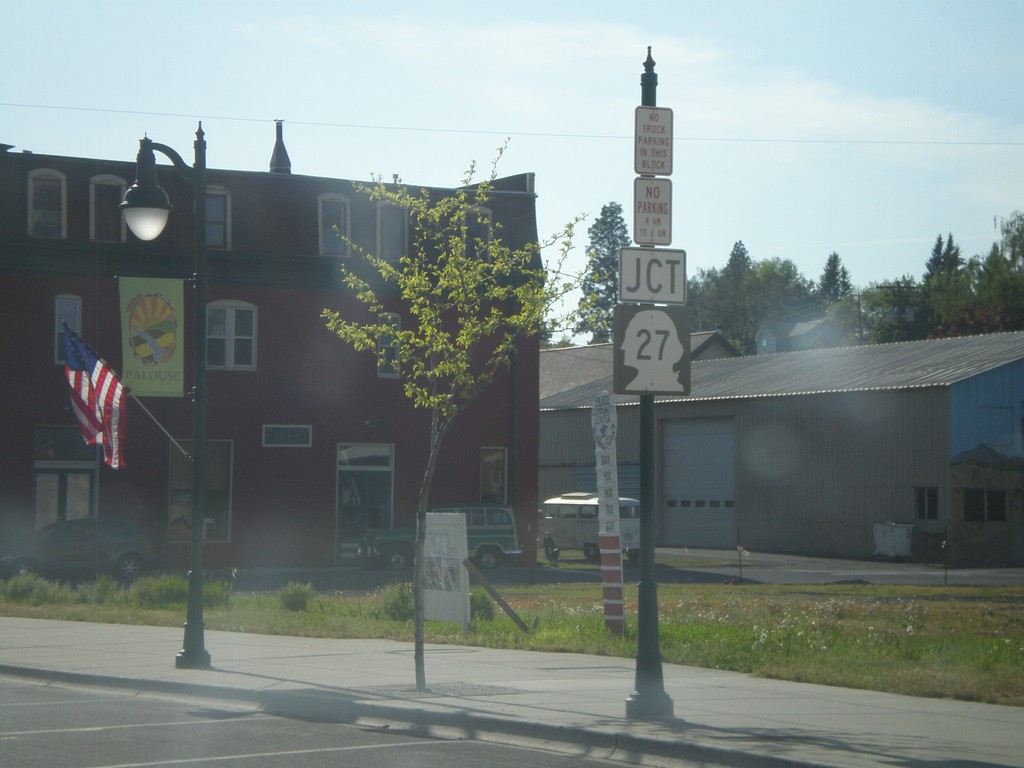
<box><xmin>121</xmin><ymin>123</ymin><xmax>211</xmax><ymax>669</ymax></box>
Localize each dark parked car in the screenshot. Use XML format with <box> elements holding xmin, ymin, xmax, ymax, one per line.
<box><xmin>0</xmin><ymin>518</ymin><xmax>154</xmax><ymax>582</ymax></box>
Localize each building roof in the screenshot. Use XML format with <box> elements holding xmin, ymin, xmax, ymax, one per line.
<box><xmin>757</xmin><ymin>318</ymin><xmax>838</xmax><ymax>341</ymax></box>
<box><xmin>540</xmin><ymin>332</ymin><xmax>738</xmax><ymax>404</ymax></box>
<box><xmin>541</xmin><ymin>331</ymin><xmax>1024</xmax><ymax>410</ymax></box>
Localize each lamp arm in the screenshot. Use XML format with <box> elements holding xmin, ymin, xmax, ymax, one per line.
<box><xmin>148</xmin><ymin>141</ymin><xmax>193</xmax><ymax>179</ymax></box>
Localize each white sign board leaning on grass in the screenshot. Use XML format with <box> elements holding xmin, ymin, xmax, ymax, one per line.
<box><xmin>423</xmin><ymin>512</ymin><xmax>471</xmax><ymax>632</ymax></box>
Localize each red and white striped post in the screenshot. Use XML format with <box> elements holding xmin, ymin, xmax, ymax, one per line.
<box><xmin>593</xmin><ymin>391</ymin><xmax>624</xmax><ymax>635</ymax></box>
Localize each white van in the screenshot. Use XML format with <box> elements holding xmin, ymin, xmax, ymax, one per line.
<box><xmin>538</xmin><ymin>492</ymin><xmax>640</xmax><ymax>563</ymax></box>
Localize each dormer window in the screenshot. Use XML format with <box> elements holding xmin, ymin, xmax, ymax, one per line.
<box><xmin>465</xmin><ymin>206</ymin><xmax>493</xmax><ymax>261</ymax></box>
<box><xmin>206</xmin><ymin>187</ymin><xmax>231</xmax><ymax>249</ymax></box>
<box><xmin>90</xmin><ymin>174</ymin><xmax>127</xmax><ymax>242</ymax></box>
<box><xmin>377</xmin><ymin>201</ymin><xmax>407</xmax><ymax>262</ymax></box>
<box><xmin>319</xmin><ymin>193</ymin><xmax>350</xmax><ymax>256</ymax></box>
<box><xmin>28</xmin><ymin>169</ymin><xmax>66</xmax><ymax>239</ymax></box>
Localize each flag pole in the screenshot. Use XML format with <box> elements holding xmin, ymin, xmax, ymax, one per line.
<box><xmin>127</xmin><ymin>391</ymin><xmax>191</xmax><ymax>461</ymax></box>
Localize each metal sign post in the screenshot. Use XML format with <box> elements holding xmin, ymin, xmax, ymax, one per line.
<box><xmin>622</xmin><ymin>47</ymin><xmax>676</xmax><ymax>721</ymax></box>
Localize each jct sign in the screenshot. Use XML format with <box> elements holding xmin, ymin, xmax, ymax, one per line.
<box><xmin>634</xmin><ymin>106</ymin><xmax>673</xmax><ymax>176</ymax></box>
<box><xmin>619</xmin><ymin>247</ymin><xmax>687</xmax><ymax>305</ymax></box>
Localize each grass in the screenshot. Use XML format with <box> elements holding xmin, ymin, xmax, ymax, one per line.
<box><xmin>1</xmin><ymin>573</ymin><xmax>1021</xmax><ymax>706</ymax></box>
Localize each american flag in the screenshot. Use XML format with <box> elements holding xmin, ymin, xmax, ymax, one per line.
<box><xmin>64</xmin><ymin>325</ymin><xmax>126</xmax><ymax>468</ymax></box>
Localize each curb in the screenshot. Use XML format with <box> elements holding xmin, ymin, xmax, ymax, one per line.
<box><xmin>0</xmin><ymin>664</ymin><xmax>828</xmax><ymax>768</ymax></box>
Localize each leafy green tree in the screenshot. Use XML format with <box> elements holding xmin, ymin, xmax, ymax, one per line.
<box><xmin>323</xmin><ymin>148</ymin><xmax>579</xmax><ymax>691</ymax></box>
<box><xmin>817</xmin><ymin>252</ymin><xmax>852</xmax><ymax>304</ymax></box>
<box><xmin>861</xmin><ymin>277</ymin><xmax>929</xmax><ymax>342</ymax></box>
<box><xmin>573</xmin><ymin>202</ymin><xmax>630</xmax><ymax>343</ymax></box>
<box><xmin>693</xmin><ymin>244</ymin><xmax>821</xmax><ymax>353</ymax></box>
<box><xmin>749</xmin><ymin>258</ymin><xmax>822</xmax><ymax>326</ymax></box>
<box><xmin>926</xmin><ymin>217</ymin><xmax>1024</xmax><ymax>337</ymax></box>
<box><xmin>825</xmin><ymin>292</ymin><xmax>865</xmax><ymax>344</ymax></box>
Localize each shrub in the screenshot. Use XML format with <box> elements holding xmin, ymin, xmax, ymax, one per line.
<box><xmin>1</xmin><ymin>573</ymin><xmax>74</xmax><ymax>605</ymax></box>
<box><xmin>279</xmin><ymin>581</ymin><xmax>315</xmax><ymax>612</ymax></box>
<box><xmin>131</xmin><ymin>574</ymin><xmax>187</xmax><ymax>608</ymax></box>
<box><xmin>471</xmin><ymin>588</ymin><xmax>495</xmax><ymax>621</ymax></box>
<box><xmin>129</xmin><ymin>574</ymin><xmax>232</xmax><ymax>610</ymax></box>
<box><xmin>376</xmin><ymin>582</ymin><xmax>414</xmax><ymax>621</ymax></box>
<box><xmin>203</xmin><ymin>579</ymin><xmax>233</xmax><ymax>609</ymax></box>
<box><xmin>77</xmin><ymin>573</ymin><xmax>122</xmax><ymax>604</ymax></box>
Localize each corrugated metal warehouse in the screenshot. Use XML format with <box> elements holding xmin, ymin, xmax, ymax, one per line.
<box><xmin>540</xmin><ymin>332</ymin><xmax>1024</xmax><ymax>566</ymax></box>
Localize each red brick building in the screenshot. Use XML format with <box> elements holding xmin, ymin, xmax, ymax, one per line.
<box><xmin>0</xmin><ymin>129</ymin><xmax>541</xmax><ymax>569</ymax></box>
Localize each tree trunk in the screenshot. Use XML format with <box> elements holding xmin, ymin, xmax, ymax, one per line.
<box><xmin>413</xmin><ymin>414</ymin><xmax>447</xmax><ymax>692</ymax></box>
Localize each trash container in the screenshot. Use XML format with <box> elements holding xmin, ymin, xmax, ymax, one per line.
<box><xmin>872</xmin><ymin>522</ymin><xmax>914</xmax><ymax>559</ymax></box>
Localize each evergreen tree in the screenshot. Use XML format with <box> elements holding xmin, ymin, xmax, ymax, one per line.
<box><xmin>925</xmin><ymin>233</ymin><xmax>962</xmax><ymax>279</ymax></box>
<box><xmin>696</xmin><ymin>241</ymin><xmax>759</xmax><ymax>352</ymax></box>
<box><xmin>817</xmin><ymin>252</ymin><xmax>852</xmax><ymax>303</ymax></box>
<box><xmin>921</xmin><ymin>233</ymin><xmax>969</xmax><ymax>333</ymax></box>
<box><xmin>573</xmin><ymin>202</ymin><xmax>630</xmax><ymax>344</ymax></box>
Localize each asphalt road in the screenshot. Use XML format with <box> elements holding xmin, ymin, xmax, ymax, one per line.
<box><xmin>226</xmin><ymin>547</ymin><xmax>1024</xmax><ymax>592</ymax></box>
<box><xmin>0</xmin><ymin>677</ymin><xmax>648</xmax><ymax>768</ymax></box>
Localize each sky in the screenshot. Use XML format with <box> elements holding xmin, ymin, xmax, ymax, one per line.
<box><xmin>4</xmin><ymin>0</ymin><xmax>1023</xmax><ymax>327</ymax></box>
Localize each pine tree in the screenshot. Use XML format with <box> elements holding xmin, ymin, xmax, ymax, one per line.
<box><xmin>925</xmin><ymin>234</ymin><xmax>962</xmax><ymax>279</ymax></box>
<box><xmin>573</xmin><ymin>202</ymin><xmax>630</xmax><ymax>344</ymax></box>
<box><xmin>817</xmin><ymin>252</ymin><xmax>852</xmax><ymax>303</ymax></box>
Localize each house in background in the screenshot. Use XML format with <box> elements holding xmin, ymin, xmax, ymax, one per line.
<box><xmin>756</xmin><ymin>318</ymin><xmax>846</xmax><ymax>354</ymax></box>
<box><xmin>0</xmin><ymin>128</ymin><xmax>542</xmax><ymax>569</ymax></box>
<box><xmin>540</xmin><ymin>334</ymin><xmax>1024</xmax><ymax>566</ymax></box>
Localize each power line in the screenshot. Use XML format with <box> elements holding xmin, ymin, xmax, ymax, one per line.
<box><xmin>3</xmin><ymin>102</ymin><xmax>1023</xmax><ymax>147</ymax></box>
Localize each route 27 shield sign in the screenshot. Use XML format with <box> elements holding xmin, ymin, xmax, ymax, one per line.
<box><xmin>613</xmin><ymin>303</ymin><xmax>691</xmax><ymax>396</ymax></box>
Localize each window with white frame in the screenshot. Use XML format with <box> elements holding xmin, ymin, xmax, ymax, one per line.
<box><xmin>207</xmin><ymin>301</ymin><xmax>256</xmax><ymax>370</ymax></box>
<box><xmin>378</xmin><ymin>313</ymin><xmax>400</xmax><ymax>378</ymax></box>
<box><xmin>54</xmin><ymin>296</ymin><xmax>81</xmax><ymax>364</ymax></box>
<box><xmin>465</xmin><ymin>206</ymin><xmax>493</xmax><ymax>261</ymax></box>
<box><xmin>336</xmin><ymin>443</ymin><xmax>394</xmax><ymax>544</ymax></box>
<box><xmin>377</xmin><ymin>201</ymin><xmax>406</xmax><ymax>261</ymax></box>
<box><xmin>90</xmin><ymin>174</ymin><xmax>127</xmax><ymax>242</ymax></box>
<box><xmin>206</xmin><ymin>187</ymin><xmax>231</xmax><ymax>249</ymax></box>
<box><xmin>28</xmin><ymin>169</ymin><xmax>67</xmax><ymax>239</ymax></box>
<box><xmin>319</xmin><ymin>193</ymin><xmax>350</xmax><ymax>256</ymax></box>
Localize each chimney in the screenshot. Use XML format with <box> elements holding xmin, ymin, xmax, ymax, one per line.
<box><xmin>269</xmin><ymin>120</ymin><xmax>291</xmax><ymax>174</ymax></box>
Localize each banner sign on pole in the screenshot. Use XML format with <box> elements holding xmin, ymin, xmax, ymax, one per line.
<box><xmin>119</xmin><ymin>277</ymin><xmax>185</xmax><ymax>398</ymax></box>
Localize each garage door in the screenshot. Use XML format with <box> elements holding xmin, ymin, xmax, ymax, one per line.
<box><xmin>661</xmin><ymin>418</ymin><xmax>736</xmax><ymax>547</ymax></box>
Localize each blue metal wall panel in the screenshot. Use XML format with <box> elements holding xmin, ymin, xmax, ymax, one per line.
<box><xmin>950</xmin><ymin>359</ymin><xmax>1024</xmax><ymax>459</ymax></box>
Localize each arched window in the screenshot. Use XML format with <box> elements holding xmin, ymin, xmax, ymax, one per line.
<box><xmin>318</xmin><ymin>193</ymin><xmax>350</xmax><ymax>256</ymax></box>
<box><xmin>28</xmin><ymin>169</ymin><xmax>67</xmax><ymax>239</ymax></box>
<box><xmin>90</xmin><ymin>174</ymin><xmax>127</xmax><ymax>242</ymax></box>
<box><xmin>206</xmin><ymin>185</ymin><xmax>232</xmax><ymax>249</ymax></box>
<box><xmin>377</xmin><ymin>201</ymin><xmax>406</xmax><ymax>262</ymax></box>
<box><xmin>465</xmin><ymin>205</ymin><xmax>493</xmax><ymax>261</ymax></box>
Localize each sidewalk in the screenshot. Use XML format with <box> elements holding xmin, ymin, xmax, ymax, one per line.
<box><xmin>1</xmin><ymin>616</ymin><xmax>1022</xmax><ymax>768</ymax></box>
